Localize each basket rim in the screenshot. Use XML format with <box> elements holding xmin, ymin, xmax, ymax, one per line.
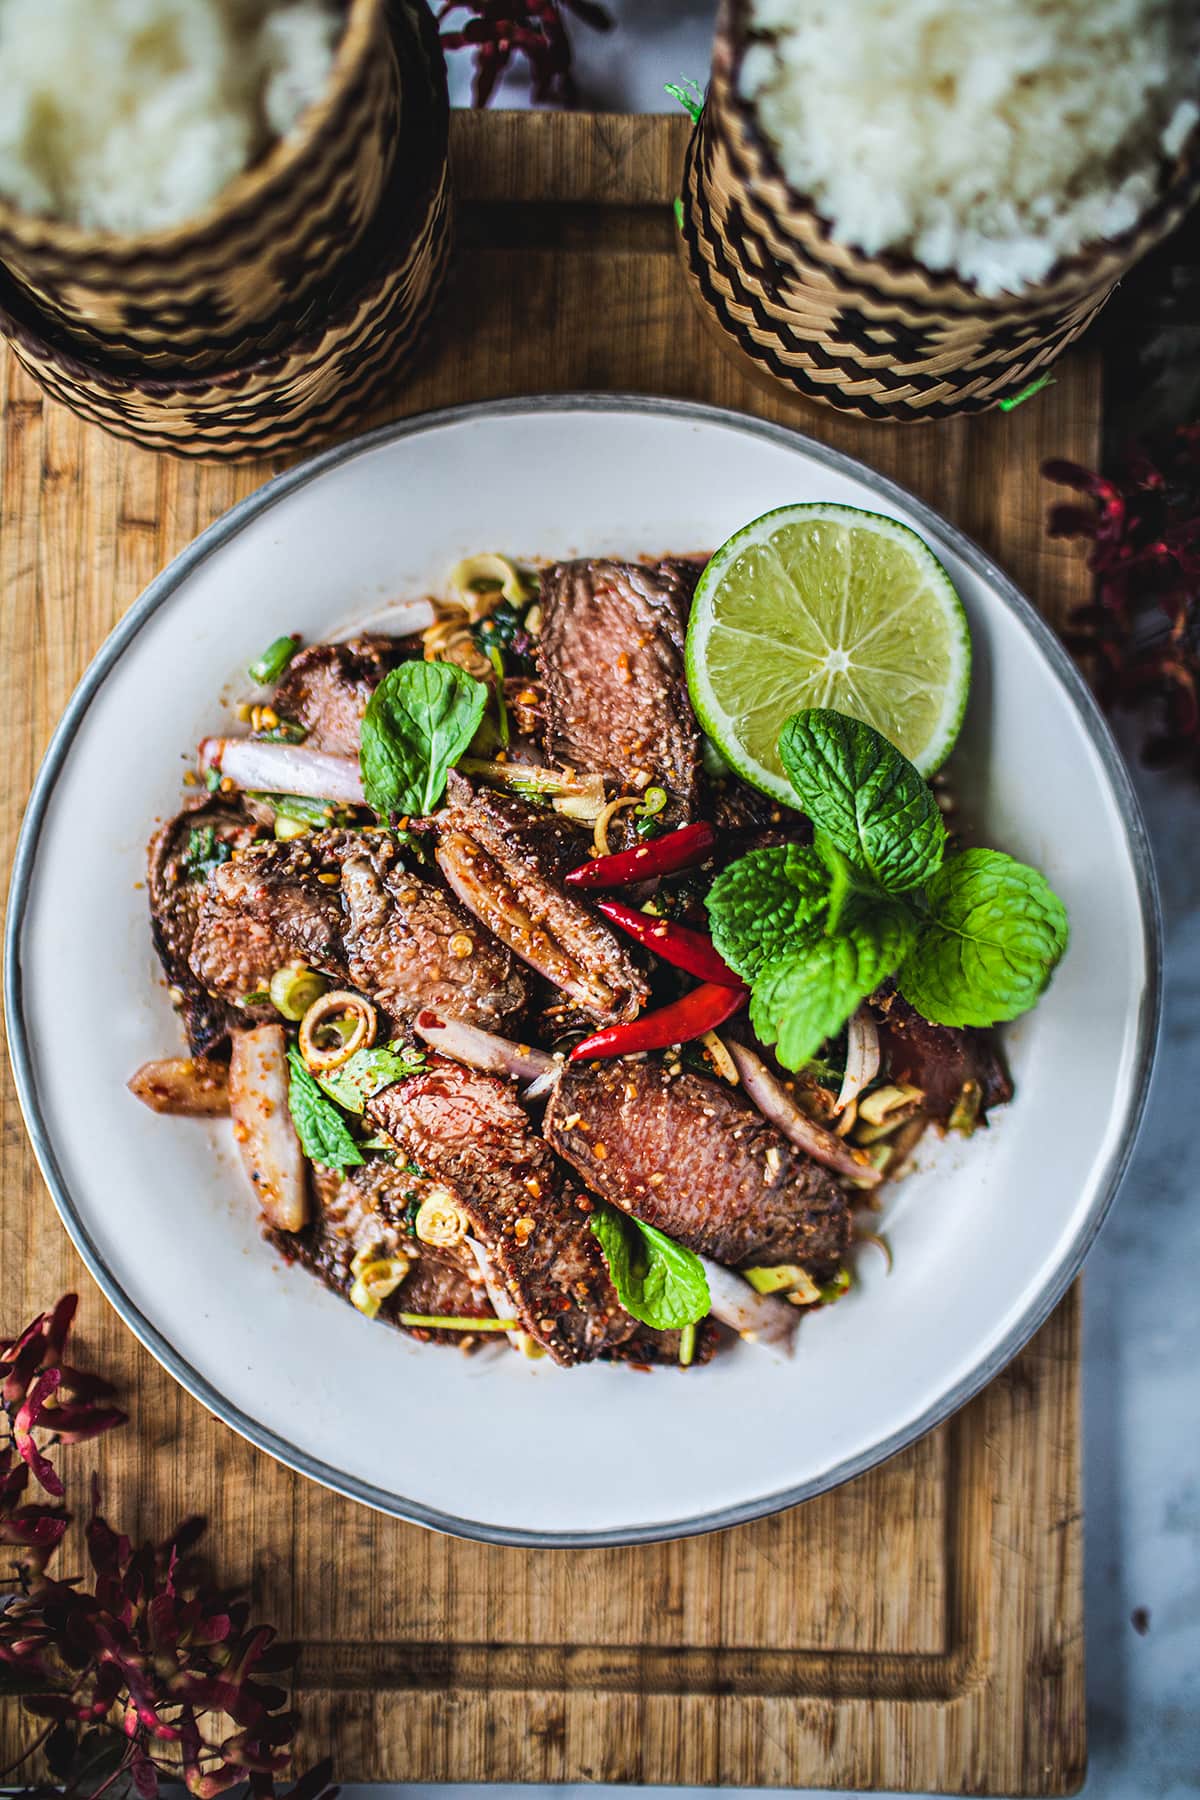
<box><xmin>717</xmin><ymin>0</ymin><xmax>1200</xmax><ymax>312</ymax></box>
<box><xmin>0</xmin><ymin>0</ymin><xmax>390</xmax><ymax>259</ymax></box>
<box><xmin>0</xmin><ymin>0</ymin><xmax>447</xmax><ymax>397</ymax></box>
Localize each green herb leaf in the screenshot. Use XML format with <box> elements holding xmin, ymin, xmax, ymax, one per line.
<box><xmin>896</xmin><ymin>848</ymin><xmax>1069</xmax><ymax>1027</ymax></box>
<box><xmin>286</xmin><ymin>1047</ymin><xmax>363</xmax><ymax>1169</ymax></box>
<box><xmin>705</xmin><ymin>843</ymin><xmax>831</xmax><ymax>981</ymax></box>
<box><xmin>247</xmin><ymin>791</ymin><xmax>353</xmax><ymax>830</ymax></box>
<box><xmin>316</xmin><ymin>1043</ymin><xmax>426</xmax><ymax>1115</ymax></box>
<box><xmin>749</xmin><ymin>902</ymin><xmax>916</xmax><ymax>1070</ymax></box>
<box><xmin>360</xmin><ymin>661</ymin><xmax>488</xmax><ymax>819</ymax></box>
<box><xmin>248</xmin><ymin>634</ymin><xmax>300</xmax><ymax>686</ymax></box>
<box><xmin>589</xmin><ymin>1206</ymin><xmax>710</xmax><ymax>1330</ymax></box>
<box><xmin>181</xmin><ymin>824</ymin><xmax>232</xmax><ymax>883</ymax></box>
<box><xmin>777</xmin><ymin>709</ymin><xmax>947</xmax><ymax>893</ymax></box>
<box><xmin>664</xmin><ymin>76</ymin><xmax>705</xmax><ymax>122</ymax></box>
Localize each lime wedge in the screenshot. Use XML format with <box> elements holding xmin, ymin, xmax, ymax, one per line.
<box><xmin>686</xmin><ymin>503</ymin><xmax>971</xmax><ymax>796</ymax></box>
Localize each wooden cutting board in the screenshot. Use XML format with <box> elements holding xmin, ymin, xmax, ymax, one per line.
<box><xmin>0</xmin><ymin>112</ymin><xmax>1094</xmax><ymax>1794</ymax></box>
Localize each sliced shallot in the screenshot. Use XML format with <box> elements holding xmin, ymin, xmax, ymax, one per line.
<box><xmin>697</xmin><ymin>1256</ymin><xmax>797</xmax><ymax>1355</ymax></box>
<box><xmin>199</xmin><ymin>737</ymin><xmax>365</xmax><ymax>805</ymax></box>
<box><xmin>835</xmin><ymin>1007</ymin><xmax>881</xmax><ymax>1115</ymax></box>
<box><xmin>726</xmin><ymin>1039</ymin><xmax>882</xmax><ymax>1187</ymax></box>
<box><xmin>414</xmin><ymin>1009</ymin><xmax>557</xmax><ymax>1084</ymax></box>
<box><xmin>128</xmin><ymin>1056</ymin><xmax>230</xmax><ymax>1117</ymax></box>
<box><xmin>229</xmin><ymin>1025</ymin><xmax>309</xmax><ymax>1233</ymax></box>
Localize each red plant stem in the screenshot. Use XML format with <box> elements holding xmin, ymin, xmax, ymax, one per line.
<box><xmin>569</xmin><ymin>980</ymin><xmax>747</xmax><ymax>1061</ymax></box>
<box><xmin>564</xmin><ymin>821</ymin><xmax>716</xmax><ymax>888</ymax></box>
<box><xmin>595</xmin><ymin>899</ymin><xmax>742</xmax><ymax>986</ymax></box>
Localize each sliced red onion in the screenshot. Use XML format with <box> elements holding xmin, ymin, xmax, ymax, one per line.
<box><xmin>128</xmin><ymin>1056</ymin><xmax>230</xmax><ymax>1117</ymax></box>
<box><xmin>464</xmin><ymin>1239</ymin><xmax>523</xmax><ymax>1349</ymax></box>
<box><xmin>330</xmin><ymin>599</ymin><xmax>437</xmax><ymax>641</ymax></box>
<box><xmin>414</xmin><ymin>1010</ymin><xmax>557</xmax><ymax>1084</ymax></box>
<box><xmin>521</xmin><ymin>1064</ymin><xmax>563</xmax><ymax>1103</ymax></box>
<box><xmin>229</xmin><ymin>1025</ymin><xmax>309</xmax><ymax>1233</ymax></box>
<box><xmin>727</xmin><ymin>1039</ymin><xmax>881</xmax><ymax>1187</ymax></box>
<box><xmin>697</xmin><ymin>1257</ymin><xmax>796</xmax><ymax>1354</ymax></box>
<box><xmin>199</xmin><ymin>737</ymin><xmax>365</xmax><ymax>805</ymax></box>
<box><xmin>836</xmin><ymin>1007</ymin><xmax>881</xmax><ymax>1114</ymax></box>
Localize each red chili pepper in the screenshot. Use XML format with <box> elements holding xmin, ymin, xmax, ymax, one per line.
<box><xmin>569</xmin><ymin>980</ymin><xmax>747</xmax><ymax>1062</ymax></box>
<box><xmin>595</xmin><ymin>899</ymin><xmax>742</xmax><ymax>987</ymax></box>
<box><xmin>564</xmin><ymin>820</ymin><xmax>716</xmax><ymax>888</ymax></box>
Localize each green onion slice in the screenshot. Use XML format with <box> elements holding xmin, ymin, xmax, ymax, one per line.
<box><xmin>248</xmin><ymin>635</ymin><xmax>301</xmax><ymax>686</ymax></box>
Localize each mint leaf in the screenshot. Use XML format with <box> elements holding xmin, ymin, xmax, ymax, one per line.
<box><xmin>897</xmin><ymin>849</ymin><xmax>1068</xmax><ymax>1028</ymax></box>
<box><xmin>750</xmin><ymin>902</ymin><xmax>916</xmax><ymax>1070</ymax></box>
<box><xmin>777</xmin><ymin>709</ymin><xmax>946</xmax><ymax>893</ymax></box>
<box><xmin>589</xmin><ymin>1207</ymin><xmax>710</xmax><ymax>1330</ymax></box>
<box><xmin>705</xmin><ymin>843</ymin><xmax>830</xmax><ymax>981</ymax></box>
<box><xmin>360</xmin><ymin>661</ymin><xmax>488</xmax><ymax>819</ymax></box>
<box><xmin>286</xmin><ymin>1047</ymin><xmax>363</xmax><ymax>1170</ymax></box>
<box><xmin>316</xmin><ymin>1043</ymin><xmax>425</xmax><ymax>1115</ymax></box>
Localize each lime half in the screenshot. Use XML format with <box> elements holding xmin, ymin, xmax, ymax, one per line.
<box><xmin>686</xmin><ymin>503</ymin><xmax>971</xmax><ymax>796</ymax></box>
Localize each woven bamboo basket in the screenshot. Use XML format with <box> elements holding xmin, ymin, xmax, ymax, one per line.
<box><xmin>0</xmin><ymin>0</ymin><xmax>450</xmax><ymax>459</ymax></box>
<box><xmin>681</xmin><ymin>0</ymin><xmax>1200</xmax><ymax>422</ymax></box>
<box><xmin>0</xmin><ymin>0</ymin><xmax>401</xmax><ymax>371</ymax></box>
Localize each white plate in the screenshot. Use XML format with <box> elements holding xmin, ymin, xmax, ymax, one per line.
<box><xmin>5</xmin><ymin>396</ymin><xmax>1160</xmax><ymax>1545</ymax></box>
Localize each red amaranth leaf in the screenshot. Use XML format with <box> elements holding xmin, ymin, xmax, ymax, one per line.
<box><xmin>14</xmin><ymin>1369</ymin><xmax>64</xmax><ymax>1495</ymax></box>
<box><xmin>1045</xmin><ymin>424</ymin><xmax>1200</xmax><ymax>775</ymax></box>
<box><xmin>439</xmin><ymin>0</ymin><xmax>611</xmax><ymax>107</ymax></box>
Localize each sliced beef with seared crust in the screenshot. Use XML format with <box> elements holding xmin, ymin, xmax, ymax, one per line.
<box><xmin>538</xmin><ymin>559</ymin><xmax>702</xmax><ymax>825</ymax></box>
<box><xmin>148</xmin><ymin>801</ymin><xmax>263</xmax><ymax>1055</ymax></box>
<box><xmin>545</xmin><ymin>1060</ymin><xmax>851</xmax><ymax>1278</ymax></box>
<box><xmin>434</xmin><ymin>776</ymin><xmax>648</xmax><ymax>1023</ymax></box>
<box><xmin>187</xmin><ymin>828</ymin><xmax>525</xmax><ymax>1029</ymax></box>
<box><xmin>340</xmin><ymin>833</ymin><xmax>527</xmax><ymax>1029</ymax></box>
<box><xmin>270</xmin><ymin>1162</ymin><xmax>495</xmax><ymax>1344</ymax></box>
<box><xmin>366</xmin><ymin>1064</ymin><xmax>635</xmax><ymax>1365</ymax></box>
<box><xmin>269</xmin><ymin>638</ymin><xmax>394</xmax><ymax>756</ymax></box>
<box><xmin>871</xmin><ymin>990</ymin><xmax>1013</xmax><ymax>1123</ymax></box>
<box><xmin>188</xmin><ymin>833</ymin><xmax>352</xmax><ymax>1006</ymax></box>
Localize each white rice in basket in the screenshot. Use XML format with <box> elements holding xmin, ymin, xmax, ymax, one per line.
<box><xmin>0</xmin><ymin>0</ymin><xmax>342</xmax><ymax>234</ymax></box>
<box><xmin>739</xmin><ymin>0</ymin><xmax>1200</xmax><ymax>295</ymax></box>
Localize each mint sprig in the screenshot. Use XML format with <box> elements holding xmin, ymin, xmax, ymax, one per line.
<box><xmin>705</xmin><ymin>709</ymin><xmax>1068</xmax><ymax>1068</ymax></box>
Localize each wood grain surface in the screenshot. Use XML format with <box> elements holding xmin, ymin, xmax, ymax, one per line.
<box><xmin>0</xmin><ymin>112</ymin><xmax>1096</xmax><ymax>1794</ymax></box>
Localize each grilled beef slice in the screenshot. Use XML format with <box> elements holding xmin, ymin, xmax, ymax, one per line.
<box><xmin>188</xmin><ymin>829</ymin><xmax>525</xmax><ymax>1029</ymax></box>
<box><xmin>269</xmin><ymin>638</ymin><xmax>394</xmax><ymax>756</ymax></box>
<box><xmin>272</xmin><ymin>1162</ymin><xmax>495</xmax><ymax>1344</ymax></box>
<box><xmin>148</xmin><ymin>801</ymin><xmax>263</xmax><ymax>1055</ymax></box>
<box><xmin>188</xmin><ymin>833</ymin><xmax>352</xmax><ymax>1006</ymax></box>
<box><xmin>434</xmin><ymin>776</ymin><xmax>648</xmax><ymax>1023</ymax></box>
<box><xmin>545</xmin><ymin>1060</ymin><xmax>852</xmax><ymax>1277</ymax></box>
<box><xmin>538</xmin><ymin>559</ymin><xmax>702</xmax><ymax>824</ymax></box>
<box><xmin>872</xmin><ymin>991</ymin><xmax>1013</xmax><ymax>1123</ymax></box>
<box><xmin>366</xmin><ymin>1064</ymin><xmax>635</xmax><ymax>1365</ymax></box>
<box><xmin>340</xmin><ymin>833</ymin><xmax>526</xmax><ymax>1028</ymax></box>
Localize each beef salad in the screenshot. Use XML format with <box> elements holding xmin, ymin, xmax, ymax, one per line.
<box><xmin>131</xmin><ymin>520</ymin><xmax>1068</xmax><ymax>1369</ymax></box>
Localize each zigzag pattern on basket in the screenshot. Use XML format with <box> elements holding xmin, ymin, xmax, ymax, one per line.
<box><xmin>0</xmin><ymin>0</ymin><xmax>402</xmax><ymax>369</ymax></box>
<box><xmin>0</xmin><ymin>0</ymin><xmax>452</xmax><ymax>459</ymax></box>
<box><xmin>680</xmin><ymin>0</ymin><xmax>1200</xmax><ymax>422</ymax></box>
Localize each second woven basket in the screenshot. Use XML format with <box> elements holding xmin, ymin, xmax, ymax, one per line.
<box><xmin>681</xmin><ymin>0</ymin><xmax>1200</xmax><ymax>423</ymax></box>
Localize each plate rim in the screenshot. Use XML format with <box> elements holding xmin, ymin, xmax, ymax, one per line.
<box><xmin>3</xmin><ymin>391</ymin><xmax>1163</xmax><ymax>1548</ymax></box>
